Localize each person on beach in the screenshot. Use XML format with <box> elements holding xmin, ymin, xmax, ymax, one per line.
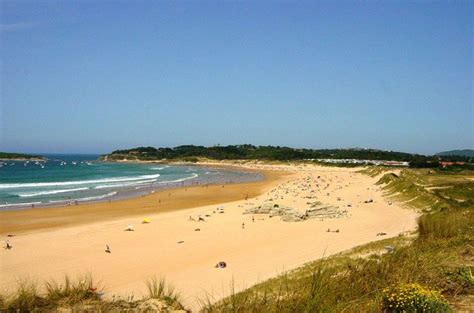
<box><xmin>242</xmin><ymin>222</ymin><xmax>245</xmax><ymax>229</ymax></box>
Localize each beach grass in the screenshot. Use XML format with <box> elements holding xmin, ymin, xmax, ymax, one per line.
<box><xmin>0</xmin><ymin>275</ymin><xmax>101</xmax><ymax>311</ymax></box>
<box><xmin>43</xmin><ymin>274</ymin><xmax>101</xmax><ymax>305</ymax></box>
<box><xmin>0</xmin><ymin>275</ymin><xmax>188</xmax><ymax>312</ymax></box>
<box><xmin>146</xmin><ymin>276</ymin><xmax>183</xmax><ymax>308</ymax></box>
<box><xmin>203</xmin><ymin>167</ymin><xmax>474</xmax><ymax>312</ymax></box>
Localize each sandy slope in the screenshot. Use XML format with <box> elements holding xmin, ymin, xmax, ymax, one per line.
<box><xmin>0</xmin><ymin>163</ymin><xmax>418</xmax><ymax>311</ymax></box>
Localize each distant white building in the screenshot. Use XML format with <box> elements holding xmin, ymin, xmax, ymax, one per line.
<box><xmin>312</xmin><ymin>159</ymin><xmax>409</xmax><ymax>166</ymax></box>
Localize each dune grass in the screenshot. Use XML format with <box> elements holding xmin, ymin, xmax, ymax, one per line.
<box><xmin>0</xmin><ymin>275</ymin><xmax>102</xmax><ymax>312</ymax></box>
<box><xmin>43</xmin><ymin>274</ymin><xmax>102</xmax><ymax>305</ymax></box>
<box><xmin>0</xmin><ymin>275</ymin><xmax>187</xmax><ymax>312</ymax></box>
<box><xmin>146</xmin><ymin>276</ymin><xmax>183</xmax><ymax>309</ymax></box>
<box><xmin>203</xmin><ymin>168</ymin><xmax>474</xmax><ymax>312</ymax></box>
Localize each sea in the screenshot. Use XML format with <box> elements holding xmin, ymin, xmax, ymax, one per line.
<box><xmin>0</xmin><ymin>154</ymin><xmax>262</xmax><ymax>210</ymax></box>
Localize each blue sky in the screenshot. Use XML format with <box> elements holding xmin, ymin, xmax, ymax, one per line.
<box><xmin>1</xmin><ymin>1</ymin><xmax>472</xmax><ymax>155</ymax></box>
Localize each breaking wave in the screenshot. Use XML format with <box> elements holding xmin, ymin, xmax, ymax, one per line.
<box><xmin>17</xmin><ymin>187</ymin><xmax>89</xmax><ymax>197</ymax></box>
<box><xmin>0</xmin><ymin>174</ymin><xmax>161</xmax><ymax>189</ymax></box>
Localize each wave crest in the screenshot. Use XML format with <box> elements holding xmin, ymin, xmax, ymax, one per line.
<box><xmin>158</xmin><ymin>173</ymin><xmax>198</xmax><ymax>184</ymax></box>
<box><xmin>0</xmin><ymin>174</ymin><xmax>161</xmax><ymax>189</ymax></box>
<box><xmin>17</xmin><ymin>187</ymin><xmax>89</xmax><ymax>197</ymax></box>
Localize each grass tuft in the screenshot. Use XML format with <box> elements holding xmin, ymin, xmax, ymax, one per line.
<box><xmin>44</xmin><ymin>274</ymin><xmax>102</xmax><ymax>305</ymax></box>
<box><xmin>0</xmin><ymin>275</ymin><xmax>187</xmax><ymax>312</ymax></box>
<box><xmin>146</xmin><ymin>276</ymin><xmax>182</xmax><ymax>308</ymax></box>
<box><xmin>6</xmin><ymin>279</ymin><xmax>43</xmax><ymax>312</ymax></box>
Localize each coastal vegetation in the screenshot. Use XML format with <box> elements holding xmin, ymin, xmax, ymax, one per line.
<box><xmin>103</xmin><ymin>145</ymin><xmax>473</xmax><ymax>167</ymax></box>
<box><xmin>203</xmin><ymin>167</ymin><xmax>473</xmax><ymax>312</ymax></box>
<box><xmin>436</xmin><ymin>149</ymin><xmax>474</xmax><ymax>158</ymax></box>
<box><xmin>0</xmin><ymin>152</ymin><xmax>44</xmax><ymax>161</ymax></box>
<box><xmin>0</xmin><ymin>275</ymin><xmax>186</xmax><ymax>312</ymax></box>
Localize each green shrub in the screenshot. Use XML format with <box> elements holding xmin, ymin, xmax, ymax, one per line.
<box><xmin>182</xmin><ymin>157</ymin><xmax>199</xmax><ymax>163</ymax></box>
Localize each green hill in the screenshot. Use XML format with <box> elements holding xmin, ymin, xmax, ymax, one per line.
<box><xmin>102</xmin><ymin>145</ymin><xmax>473</xmax><ymax>167</ymax></box>
<box><xmin>436</xmin><ymin>149</ymin><xmax>474</xmax><ymax>157</ymax></box>
<box><xmin>104</xmin><ymin>145</ymin><xmax>422</xmax><ymax>162</ymax></box>
<box><xmin>0</xmin><ymin>152</ymin><xmax>44</xmax><ymax>160</ymax></box>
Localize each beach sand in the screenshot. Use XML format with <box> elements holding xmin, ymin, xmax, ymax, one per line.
<box><xmin>0</xmin><ymin>163</ymin><xmax>418</xmax><ymax>310</ymax></box>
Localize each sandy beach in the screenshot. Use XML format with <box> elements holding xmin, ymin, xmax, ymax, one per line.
<box><xmin>0</xmin><ymin>163</ymin><xmax>418</xmax><ymax>310</ymax></box>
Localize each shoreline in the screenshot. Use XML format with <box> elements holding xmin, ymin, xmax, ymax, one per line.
<box><xmin>0</xmin><ymin>166</ymin><xmax>287</xmax><ymax>235</ymax></box>
<box><xmin>0</xmin><ymin>162</ymin><xmax>264</xmax><ymax>212</ymax></box>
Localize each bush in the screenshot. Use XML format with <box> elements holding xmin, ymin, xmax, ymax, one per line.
<box><xmin>382</xmin><ymin>283</ymin><xmax>450</xmax><ymax>312</ymax></box>
<box><xmin>182</xmin><ymin>157</ymin><xmax>199</xmax><ymax>163</ymax></box>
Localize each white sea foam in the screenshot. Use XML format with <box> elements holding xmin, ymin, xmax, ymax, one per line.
<box><xmin>17</xmin><ymin>187</ymin><xmax>89</xmax><ymax>197</ymax></box>
<box><xmin>150</xmin><ymin>166</ymin><xmax>169</xmax><ymax>170</ymax></box>
<box><xmin>0</xmin><ymin>201</ymin><xmax>42</xmax><ymax>208</ymax></box>
<box><xmin>94</xmin><ymin>179</ymin><xmax>157</xmax><ymax>189</ymax></box>
<box><xmin>75</xmin><ymin>192</ymin><xmax>117</xmax><ymax>202</ymax></box>
<box><xmin>48</xmin><ymin>199</ymin><xmax>72</xmax><ymax>204</ymax></box>
<box><xmin>158</xmin><ymin>173</ymin><xmax>198</xmax><ymax>184</ymax></box>
<box><xmin>0</xmin><ymin>174</ymin><xmax>161</xmax><ymax>189</ymax></box>
<box><xmin>41</xmin><ymin>192</ymin><xmax>116</xmax><ymax>204</ymax></box>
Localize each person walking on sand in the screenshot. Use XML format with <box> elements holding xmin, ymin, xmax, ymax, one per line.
<box><xmin>242</xmin><ymin>222</ymin><xmax>245</xmax><ymax>229</ymax></box>
<box><xmin>4</xmin><ymin>241</ymin><xmax>12</xmax><ymax>250</ymax></box>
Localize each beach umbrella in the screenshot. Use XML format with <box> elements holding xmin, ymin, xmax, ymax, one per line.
<box><xmin>142</xmin><ymin>217</ymin><xmax>151</xmax><ymax>224</ymax></box>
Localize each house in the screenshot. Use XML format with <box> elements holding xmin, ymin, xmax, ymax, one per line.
<box><xmin>440</xmin><ymin>161</ymin><xmax>465</xmax><ymax>168</ymax></box>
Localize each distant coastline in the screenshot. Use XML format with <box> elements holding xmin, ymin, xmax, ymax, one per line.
<box><xmin>0</xmin><ymin>152</ymin><xmax>45</xmax><ymax>162</ymax></box>
<box><xmin>100</xmin><ymin>145</ymin><xmax>474</xmax><ymax>169</ymax></box>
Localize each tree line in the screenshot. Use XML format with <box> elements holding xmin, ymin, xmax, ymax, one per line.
<box><xmin>104</xmin><ymin>145</ymin><xmax>472</xmax><ymax>167</ymax></box>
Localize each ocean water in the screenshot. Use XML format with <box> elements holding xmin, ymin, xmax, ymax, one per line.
<box><xmin>0</xmin><ymin>154</ymin><xmax>261</xmax><ymax>210</ymax></box>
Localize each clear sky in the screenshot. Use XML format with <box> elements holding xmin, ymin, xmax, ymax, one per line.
<box><xmin>1</xmin><ymin>1</ymin><xmax>472</xmax><ymax>155</ymax></box>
